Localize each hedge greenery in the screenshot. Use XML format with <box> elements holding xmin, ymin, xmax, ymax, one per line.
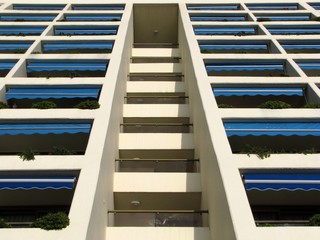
<box><xmin>31</xmin><ymin>212</ymin><xmax>69</xmax><ymax>230</ymax></box>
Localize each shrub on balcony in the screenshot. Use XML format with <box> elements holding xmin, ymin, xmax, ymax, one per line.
<box><xmin>240</xmin><ymin>144</ymin><xmax>273</xmax><ymax>159</ymax></box>
<box><xmin>0</xmin><ymin>219</ymin><xmax>11</xmax><ymax>228</ymax></box>
<box><xmin>51</xmin><ymin>146</ymin><xmax>76</xmax><ymax>155</ymax></box>
<box><xmin>74</xmin><ymin>100</ymin><xmax>100</xmax><ymax>109</ymax></box>
<box><xmin>308</xmin><ymin>214</ymin><xmax>320</xmax><ymax>226</ymax></box>
<box><xmin>0</xmin><ymin>102</ymin><xmax>9</xmax><ymax>109</ymax></box>
<box><xmin>303</xmin><ymin>103</ymin><xmax>320</xmax><ymax>108</ymax></box>
<box><xmin>19</xmin><ymin>149</ymin><xmax>35</xmax><ymax>161</ymax></box>
<box><xmin>218</xmin><ymin>103</ymin><xmax>234</xmax><ymax>108</ymax></box>
<box><xmin>31</xmin><ymin>212</ymin><xmax>69</xmax><ymax>230</ymax></box>
<box><xmin>258</xmin><ymin>100</ymin><xmax>291</xmax><ymax>109</ymax></box>
<box><xmin>32</xmin><ymin>101</ymin><xmax>57</xmax><ymax>109</ymax></box>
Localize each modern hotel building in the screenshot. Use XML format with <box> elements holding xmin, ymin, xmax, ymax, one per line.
<box><xmin>0</xmin><ymin>0</ymin><xmax>319</xmax><ymax>240</ymax></box>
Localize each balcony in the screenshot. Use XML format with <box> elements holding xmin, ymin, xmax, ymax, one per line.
<box><xmin>280</xmin><ymin>40</ymin><xmax>320</xmax><ymax>53</ymax></box>
<box><xmin>62</xmin><ymin>14</ymin><xmax>122</xmax><ymax>22</ymax></box>
<box><xmin>0</xmin><ymin>170</ymin><xmax>78</xmax><ymax>228</ymax></box>
<box><xmin>224</xmin><ymin>120</ymin><xmax>320</xmax><ymax>154</ymax></box>
<box><xmin>242</xmin><ymin>171</ymin><xmax>320</xmax><ymax>226</ymax></box>
<box><xmin>205</xmin><ymin>60</ymin><xmax>289</xmax><ymax>77</ymax></box>
<box><xmin>187</xmin><ymin>4</ymin><xmax>241</xmax><ymax>11</ymax></box>
<box><xmin>194</xmin><ymin>26</ymin><xmax>260</xmax><ymax>36</ymax></box>
<box><xmin>0</xmin><ymin>41</ymin><xmax>33</xmax><ymax>54</ymax></box>
<box><xmin>41</xmin><ymin>40</ymin><xmax>114</xmax><ymax>54</ymax></box>
<box><xmin>71</xmin><ymin>4</ymin><xmax>125</xmax><ymax>10</ymax></box>
<box><xmin>5</xmin><ymin>85</ymin><xmax>101</xmax><ymax>108</ymax></box>
<box><xmin>26</xmin><ymin>59</ymin><xmax>108</xmax><ymax>78</ymax></box>
<box><xmin>0</xmin><ymin>14</ymin><xmax>57</xmax><ymax>22</ymax></box>
<box><xmin>0</xmin><ymin>120</ymin><xmax>92</xmax><ymax>155</ymax></box>
<box><xmin>11</xmin><ymin>4</ymin><xmax>66</xmax><ymax>10</ymax></box>
<box><xmin>0</xmin><ymin>26</ymin><xmax>46</xmax><ymax>36</ymax></box>
<box><xmin>54</xmin><ymin>25</ymin><xmax>118</xmax><ymax>36</ymax></box>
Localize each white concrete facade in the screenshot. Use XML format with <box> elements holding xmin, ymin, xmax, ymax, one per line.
<box><xmin>0</xmin><ymin>0</ymin><xmax>318</xmax><ymax>240</ymax></box>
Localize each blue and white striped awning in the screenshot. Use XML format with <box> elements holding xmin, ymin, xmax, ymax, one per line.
<box><xmin>199</xmin><ymin>42</ymin><xmax>268</xmax><ymax>51</ymax></box>
<box><xmin>310</xmin><ymin>3</ymin><xmax>320</xmax><ymax>10</ymax></box>
<box><xmin>0</xmin><ymin>41</ymin><xmax>33</xmax><ymax>52</ymax></box>
<box><xmin>281</xmin><ymin>42</ymin><xmax>320</xmax><ymax>51</ymax></box>
<box><xmin>243</xmin><ymin>173</ymin><xmax>320</xmax><ymax>191</ymax></box>
<box><xmin>206</xmin><ymin>61</ymin><xmax>283</xmax><ymax>72</ymax></box>
<box><xmin>0</xmin><ymin>61</ymin><xmax>17</xmax><ymax>71</ymax></box>
<box><xmin>297</xmin><ymin>62</ymin><xmax>320</xmax><ymax>70</ymax></box>
<box><xmin>64</xmin><ymin>14</ymin><xmax>122</xmax><ymax>21</ymax></box>
<box><xmin>12</xmin><ymin>4</ymin><xmax>66</xmax><ymax>10</ymax></box>
<box><xmin>213</xmin><ymin>87</ymin><xmax>304</xmax><ymax>96</ymax></box>
<box><xmin>194</xmin><ymin>26</ymin><xmax>256</xmax><ymax>35</ymax></box>
<box><xmin>6</xmin><ymin>86</ymin><xmax>101</xmax><ymax>100</ymax></box>
<box><xmin>0</xmin><ymin>123</ymin><xmax>91</xmax><ymax>135</ymax></box>
<box><xmin>256</xmin><ymin>15</ymin><xmax>310</xmax><ymax>21</ymax></box>
<box><xmin>42</xmin><ymin>41</ymin><xmax>113</xmax><ymax>53</ymax></box>
<box><xmin>246</xmin><ymin>3</ymin><xmax>299</xmax><ymax>10</ymax></box>
<box><xmin>187</xmin><ymin>4</ymin><xmax>240</xmax><ymax>10</ymax></box>
<box><xmin>27</xmin><ymin>60</ymin><xmax>108</xmax><ymax>72</ymax></box>
<box><xmin>0</xmin><ymin>26</ymin><xmax>45</xmax><ymax>36</ymax></box>
<box><xmin>190</xmin><ymin>15</ymin><xmax>246</xmax><ymax>21</ymax></box>
<box><xmin>0</xmin><ymin>177</ymin><xmax>75</xmax><ymax>190</ymax></box>
<box><xmin>71</xmin><ymin>4</ymin><xmax>125</xmax><ymax>10</ymax></box>
<box><xmin>267</xmin><ymin>26</ymin><xmax>320</xmax><ymax>35</ymax></box>
<box><xmin>0</xmin><ymin>14</ymin><xmax>57</xmax><ymax>21</ymax></box>
<box><xmin>224</xmin><ymin>122</ymin><xmax>320</xmax><ymax>137</ymax></box>
<box><xmin>54</xmin><ymin>26</ymin><xmax>118</xmax><ymax>36</ymax></box>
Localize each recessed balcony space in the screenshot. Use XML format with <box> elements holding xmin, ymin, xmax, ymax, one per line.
<box><xmin>129</xmin><ymin>74</ymin><xmax>183</xmax><ymax>82</ymax></box>
<box><xmin>0</xmin><ymin>41</ymin><xmax>33</xmax><ymax>54</ymax></box>
<box><xmin>266</xmin><ymin>25</ymin><xmax>320</xmax><ymax>35</ymax></box>
<box><xmin>187</xmin><ymin>4</ymin><xmax>241</xmax><ymax>11</ymax></box>
<box><xmin>0</xmin><ymin>14</ymin><xmax>57</xmax><ymax>22</ymax></box>
<box><xmin>40</xmin><ymin>40</ymin><xmax>114</xmax><ymax>54</ymax></box>
<box><xmin>11</xmin><ymin>4</ymin><xmax>66</xmax><ymax>10</ymax></box>
<box><xmin>71</xmin><ymin>4</ymin><xmax>125</xmax><ymax>11</ymax></box>
<box><xmin>194</xmin><ymin>25</ymin><xmax>262</xmax><ymax>36</ymax></box>
<box><xmin>296</xmin><ymin>60</ymin><xmax>320</xmax><ymax>76</ymax></box>
<box><xmin>26</xmin><ymin>59</ymin><xmax>108</xmax><ymax>78</ymax></box>
<box><xmin>54</xmin><ymin>25</ymin><xmax>118</xmax><ymax>36</ymax></box>
<box><xmin>5</xmin><ymin>85</ymin><xmax>101</xmax><ymax>108</ymax></box>
<box><xmin>242</xmin><ymin>170</ymin><xmax>320</xmax><ymax>226</ymax></box>
<box><xmin>189</xmin><ymin>13</ymin><xmax>250</xmax><ymax>22</ymax></box>
<box><xmin>0</xmin><ymin>26</ymin><xmax>46</xmax><ymax>36</ymax></box>
<box><xmin>119</xmin><ymin>149</ymin><xmax>195</xmax><ymax>160</ymax></box>
<box><xmin>0</xmin><ymin>120</ymin><xmax>92</xmax><ymax>155</ymax></box>
<box><xmin>131</xmin><ymin>57</ymin><xmax>180</xmax><ymax>63</ymax></box>
<box><xmin>60</xmin><ymin>14</ymin><xmax>122</xmax><ymax>22</ymax></box>
<box><xmin>199</xmin><ymin>40</ymin><xmax>275</xmax><ymax>54</ymax></box>
<box><xmin>0</xmin><ymin>170</ymin><xmax>78</xmax><ymax>228</ymax></box>
<box><xmin>280</xmin><ymin>40</ymin><xmax>320</xmax><ymax>53</ymax></box>
<box><xmin>224</xmin><ymin>120</ymin><xmax>320</xmax><ymax>154</ymax></box>
<box><xmin>121</xmin><ymin>117</ymin><xmax>192</xmax><ymax>133</ymax></box>
<box><xmin>246</xmin><ymin>3</ymin><xmax>302</xmax><ymax>10</ymax></box>
<box><xmin>205</xmin><ymin>60</ymin><xmax>291</xmax><ymax>77</ymax></box>
<box><xmin>115</xmin><ymin>159</ymin><xmax>199</xmax><ymax>172</ymax></box>
<box><xmin>0</xmin><ymin>60</ymin><xmax>17</xmax><ymax>77</ymax></box>
<box><xmin>213</xmin><ymin>85</ymin><xmax>310</xmax><ymax>108</ymax></box>
<box><xmin>125</xmin><ymin>93</ymin><xmax>188</xmax><ymax>104</ymax></box>
<box><xmin>254</xmin><ymin>13</ymin><xmax>312</xmax><ymax>22</ymax></box>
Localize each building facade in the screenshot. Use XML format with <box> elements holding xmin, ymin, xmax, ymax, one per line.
<box><xmin>0</xmin><ymin>0</ymin><xmax>319</xmax><ymax>240</ymax></box>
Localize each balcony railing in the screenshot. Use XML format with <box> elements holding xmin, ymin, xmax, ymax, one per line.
<box><xmin>108</xmin><ymin>210</ymin><xmax>208</xmax><ymax>227</ymax></box>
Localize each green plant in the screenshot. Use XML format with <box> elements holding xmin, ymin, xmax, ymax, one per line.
<box><xmin>258</xmin><ymin>100</ymin><xmax>291</xmax><ymax>109</ymax></box>
<box><xmin>19</xmin><ymin>149</ymin><xmax>35</xmax><ymax>161</ymax></box>
<box><xmin>218</xmin><ymin>103</ymin><xmax>234</xmax><ymax>108</ymax></box>
<box><xmin>308</xmin><ymin>214</ymin><xmax>320</xmax><ymax>226</ymax></box>
<box><xmin>258</xmin><ymin>223</ymin><xmax>274</xmax><ymax>227</ymax></box>
<box><xmin>257</xmin><ymin>18</ymin><xmax>271</xmax><ymax>22</ymax></box>
<box><xmin>0</xmin><ymin>102</ymin><xmax>9</xmax><ymax>109</ymax></box>
<box><xmin>31</xmin><ymin>101</ymin><xmax>57</xmax><ymax>109</ymax></box>
<box><xmin>302</xmin><ymin>148</ymin><xmax>317</xmax><ymax>155</ymax></box>
<box><xmin>314</xmin><ymin>17</ymin><xmax>320</xmax><ymax>21</ymax></box>
<box><xmin>31</xmin><ymin>212</ymin><xmax>69</xmax><ymax>230</ymax></box>
<box><xmin>0</xmin><ymin>218</ymin><xmax>11</xmax><ymax>228</ymax></box>
<box><xmin>240</xmin><ymin>145</ymin><xmax>273</xmax><ymax>159</ymax></box>
<box><xmin>51</xmin><ymin>146</ymin><xmax>76</xmax><ymax>155</ymax></box>
<box><xmin>303</xmin><ymin>103</ymin><xmax>320</xmax><ymax>108</ymax></box>
<box><xmin>74</xmin><ymin>100</ymin><xmax>100</xmax><ymax>109</ymax></box>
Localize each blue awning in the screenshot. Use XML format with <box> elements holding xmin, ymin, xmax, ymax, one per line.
<box><xmin>71</xmin><ymin>4</ymin><xmax>125</xmax><ymax>10</ymax></box>
<box><xmin>0</xmin><ymin>177</ymin><xmax>75</xmax><ymax>190</ymax></box>
<box><xmin>243</xmin><ymin>173</ymin><xmax>320</xmax><ymax>191</ymax></box>
<box><xmin>267</xmin><ymin>26</ymin><xmax>320</xmax><ymax>35</ymax></box>
<box><xmin>42</xmin><ymin>41</ymin><xmax>113</xmax><ymax>53</ymax></box>
<box><xmin>213</xmin><ymin>87</ymin><xmax>304</xmax><ymax>97</ymax></box>
<box><xmin>194</xmin><ymin>26</ymin><xmax>256</xmax><ymax>35</ymax></box>
<box><xmin>12</xmin><ymin>4</ymin><xmax>66</xmax><ymax>10</ymax></box>
<box><xmin>310</xmin><ymin>3</ymin><xmax>320</xmax><ymax>10</ymax></box>
<box><xmin>0</xmin><ymin>14</ymin><xmax>57</xmax><ymax>21</ymax></box>
<box><xmin>0</xmin><ymin>61</ymin><xmax>17</xmax><ymax>71</ymax></box>
<box><xmin>0</xmin><ymin>42</ymin><xmax>33</xmax><ymax>52</ymax></box>
<box><xmin>224</xmin><ymin>122</ymin><xmax>320</xmax><ymax>137</ymax></box>
<box><xmin>0</xmin><ymin>123</ymin><xmax>91</xmax><ymax>135</ymax></box>
<box><xmin>64</xmin><ymin>14</ymin><xmax>122</xmax><ymax>21</ymax></box>
<box><xmin>27</xmin><ymin>60</ymin><xmax>108</xmax><ymax>72</ymax></box>
<box><xmin>54</xmin><ymin>26</ymin><xmax>118</xmax><ymax>36</ymax></box>
<box><xmin>246</xmin><ymin>3</ymin><xmax>299</xmax><ymax>10</ymax></box>
<box><xmin>187</xmin><ymin>4</ymin><xmax>239</xmax><ymax>10</ymax></box>
<box><xmin>256</xmin><ymin>15</ymin><xmax>310</xmax><ymax>21</ymax></box>
<box><xmin>199</xmin><ymin>43</ymin><xmax>268</xmax><ymax>51</ymax></box>
<box><xmin>205</xmin><ymin>61</ymin><xmax>283</xmax><ymax>72</ymax></box>
<box><xmin>0</xmin><ymin>26</ymin><xmax>45</xmax><ymax>36</ymax></box>
<box><xmin>281</xmin><ymin>42</ymin><xmax>320</xmax><ymax>51</ymax></box>
<box><xmin>190</xmin><ymin>15</ymin><xmax>246</xmax><ymax>21</ymax></box>
<box><xmin>6</xmin><ymin>86</ymin><xmax>101</xmax><ymax>100</ymax></box>
<box><xmin>297</xmin><ymin>62</ymin><xmax>320</xmax><ymax>70</ymax></box>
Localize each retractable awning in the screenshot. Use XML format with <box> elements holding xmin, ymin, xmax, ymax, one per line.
<box><xmin>243</xmin><ymin>173</ymin><xmax>320</xmax><ymax>191</ymax></box>
<box><xmin>187</xmin><ymin>4</ymin><xmax>239</xmax><ymax>10</ymax></box>
<box><xmin>224</xmin><ymin>122</ymin><xmax>320</xmax><ymax>137</ymax></box>
<box><xmin>71</xmin><ymin>4</ymin><xmax>125</xmax><ymax>10</ymax></box>
<box><xmin>281</xmin><ymin>43</ymin><xmax>320</xmax><ymax>51</ymax></box>
<box><xmin>0</xmin><ymin>61</ymin><xmax>17</xmax><ymax>71</ymax></box>
<box><xmin>65</xmin><ymin>14</ymin><xmax>122</xmax><ymax>21</ymax></box>
<box><xmin>42</xmin><ymin>41</ymin><xmax>113</xmax><ymax>53</ymax></box>
<box><xmin>0</xmin><ymin>177</ymin><xmax>75</xmax><ymax>190</ymax></box>
<box><xmin>297</xmin><ymin>62</ymin><xmax>320</xmax><ymax>70</ymax></box>
<box><xmin>267</xmin><ymin>26</ymin><xmax>320</xmax><ymax>35</ymax></box>
<box><xmin>194</xmin><ymin>26</ymin><xmax>256</xmax><ymax>35</ymax></box>
<box><xmin>256</xmin><ymin>15</ymin><xmax>310</xmax><ymax>21</ymax></box>
<box><xmin>0</xmin><ymin>42</ymin><xmax>32</xmax><ymax>52</ymax></box>
<box><xmin>0</xmin><ymin>26</ymin><xmax>45</xmax><ymax>36</ymax></box>
<box><xmin>310</xmin><ymin>3</ymin><xmax>320</xmax><ymax>10</ymax></box>
<box><xmin>206</xmin><ymin>62</ymin><xmax>283</xmax><ymax>72</ymax></box>
<box><xmin>190</xmin><ymin>15</ymin><xmax>246</xmax><ymax>21</ymax></box>
<box><xmin>199</xmin><ymin>43</ymin><xmax>268</xmax><ymax>51</ymax></box>
<box><xmin>6</xmin><ymin>87</ymin><xmax>101</xmax><ymax>100</ymax></box>
<box><xmin>12</xmin><ymin>4</ymin><xmax>66</xmax><ymax>10</ymax></box>
<box><xmin>0</xmin><ymin>123</ymin><xmax>91</xmax><ymax>135</ymax></box>
<box><xmin>246</xmin><ymin>3</ymin><xmax>299</xmax><ymax>10</ymax></box>
<box><xmin>213</xmin><ymin>87</ymin><xmax>303</xmax><ymax>96</ymax></box>
<box><xmin>0</xmin><ymin>14</ymin><xmax>57</xmax><ymax>21</ymax></box>
<box><xmin>54</xmin><ymin>26</ymin><xmax>118</xmax><ymax>35</ymax></box>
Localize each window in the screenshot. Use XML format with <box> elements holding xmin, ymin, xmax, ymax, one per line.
<box><xmin>0</xmin><ymin>14</ymin><xmax>57</xmax><ymax>22</ymax></box>
<box><xmin>63</xmin><ymin>14</ymin><xmax>122</xmax><ymax>22</ymax></box>
<box><xmin>0</xmin><ymin>26</ymin><xmax>46</xmax><ymax>36</ymax></box>
<box><xmin>194</xmin><ymin>26</ymin><xmax>258</xmax><ymax>35</ymax></box>
<box><xmin>54</xmin><ymin>25</ymin><xmax>118</xmax><ymax>36</ymax></box>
